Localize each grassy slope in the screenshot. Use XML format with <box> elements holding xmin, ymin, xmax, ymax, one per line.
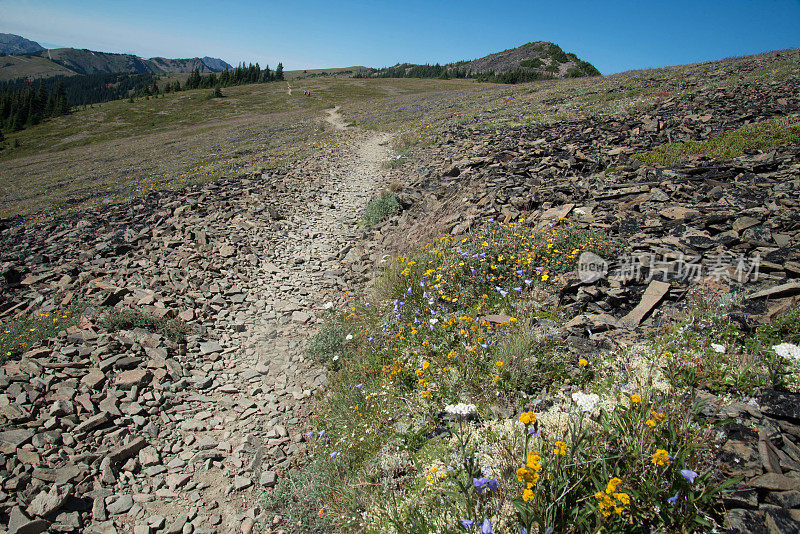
<box><xmin>0</xmin><ymin>77</ymin><xmax>478</xmax><ymax>221</ymax></box>
<box><xmin>0</xmin><ymin>54</ymin><xmax>76</xmax><ymax>81</ymax></box>
<box><xmin>2</xmin><ymin>49</ymin><xmax>798</xmax><ymax>224</ymax></box>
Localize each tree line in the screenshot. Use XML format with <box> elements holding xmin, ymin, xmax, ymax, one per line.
<box><xmin>184</xmin><ymin>62</ymin><xmax>284</xmax><ymax>91</ymax></box>
<box><xmin>1</xmin><ymin>60</ymin><xmax>286</xmax><ymax>135</ymax></box>
<box><xmin>0</xmin><ymin>80</ymin><xmax>69</xmax><ymax>133</ymax></box>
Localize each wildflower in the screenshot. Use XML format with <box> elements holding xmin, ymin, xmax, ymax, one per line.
<box><xmin>473</xmin><ymin>477</ymin><xmax>499</xmax><ymax>494</ymax></box>
<box><xmin>526</xmin><ymin>451</ymin><xmax>542</xmax><ymax>471</ymax></box>
<box><xmin>330</xmin><ymin>451</ymin><xmax>338</xmax><ymax>458</ymax></box>
<box><xmin>652</xmin><ymin>449</ymin><xmax>671</xmax><ymax>466</ymax></box>
<box><xmin>667</xmin><ymin>492</ymin><xmax>679</xmax><ymax>505</ymax></box>
<box><xmin>651</xmin><ymin>411</ymin><xmax>665</xmax><ymax>423</ymax></box>
<box><xmin>541</xmin><ymin>274</ymin><xmax>549</xmax><ymax>282</ymax></box>
<box><xmin>572</xmin><ymin>391</ymin><xmax>600</xmax><ymax>413</ymax></box>
<box><xmin>445</xmin><ymin>403</ymin><xmax>477</xmax><ymax>416</ymax></box>
<box><xmin>422</xmin><ymin>361</ymin><xmax>430</xmax><ymax>370</ymax></box>
<box><xmin>305</xmin><ymin>431</ymin><xmax>314</xmax><ymax>440</ymax></box>
<box><xmin>519</xmin><ymin>412</ymin><xmax>536</xmax><ymax>425</ymax></box>
<box><xmin>345</xmin><ymin>334</ymin><xmax>353</xmax><ymax>341</ymax></box>
<box><xmin>646</xmin><ymin>419</ymin><xmax>657</xmax><ymax>428</ymax></box>
<box><xmin>420</xmin><ymin>391</ymin><xmax>431</xmax><ymax>399</ymax></box>
<box><xmin>554</xmin><ymin>441</ymin><xmax>567</xmax><ymax>456</ymax></box>
<box><xmin>578</xmin><ymin>358</ymin><xmax>588</xmax><ymax>366</ymax></box>
<box><xmin>460</xmin><ymin>519</ymin><xmax>474</xmax><ymax>530</ymax></box>
<box><xmin>480</xmin><ymin>518</ymin><xmax>494</xmax><ymax>534</ymax></box>
<box><xmin>680</xmin><ymin>469</ymin><xmax>699</xmax><ymax>483</ymax></box>
<box><xmin>495</xmin><ymin>361</ymin><xmax>503</xmax><ymax>367</ymax></box>
<box><xmin>492</xmin><ymin>375</ymin><xmax>501</xmax><ymax>383</ymax></box>
<box><xmin>318</xmin><ymin>508</ymin><xmax>325</xmax><ymax>518</ymax></box>
<box><xmin>630</xmin><ymin>394</ymin><xmax>642</xmax><ymax>404</ymax></box>
<box><xmin>496</xmin><ymin>286</ymin><xmax>508</xmax><ymax>297</ymax></box>
<box><xmin>710</xmin><ymin>343</ymin><xmax>726</xmax><ymax>354</ymax></box>
<box><xmin>606</xmin><ymin>477</ymin><xmax>622</xmax><ymax>494</ymax></box>
<box><xmin>773</xmin><ymin>343</ymin><xmax>800</xmax><ymax>362</ymax></box>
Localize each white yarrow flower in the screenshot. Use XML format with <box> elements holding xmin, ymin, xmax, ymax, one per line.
<box><xmin>444</xmin><ymin>403</ymin><xmax>477</xmax><ymax>417</ymax></box>
<box><xmin>711</xmin><ymin>343</ymin><xmax>726</xmax><ymax>354</ymax></box>
<box><xmin>571</xmin><ymin>391</ymin><xmax>600</xmax><ymax>413</ymax></box>
<box><xmin>346</xmin><ymin>334</ymin><xmax>353</xmax><ymax>341</ymax></box>
<box><xmin>773</xmin><ymin>343</ymin><xmax>800</xmax><ymax>362</ymax></box>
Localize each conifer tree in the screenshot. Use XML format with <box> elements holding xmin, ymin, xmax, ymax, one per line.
<box><xmin>275</xmin><ymin>63</ymin><xmax>284</xmax><ymax>80</ymax></box>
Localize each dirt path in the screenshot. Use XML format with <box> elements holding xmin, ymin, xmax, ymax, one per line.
<box><xmin>324</xmin><ymin>106</ymin><xmax>348</xmax><ymax>130</ymax></box>
<box><xmin>108</xmin><ymin>109</ymin><xmax>391</xmax><ymax>534</ymax></box>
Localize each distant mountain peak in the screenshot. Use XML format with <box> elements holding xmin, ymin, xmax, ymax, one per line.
<box><xmin>0</xmin><ymin>33</ymin><xmax>46</xmax><ymax>55</ymax></box>
<box><xmin>201</xmin><ymin>56</ymin><xmax>234</xmax><ymax>72</ymax></box>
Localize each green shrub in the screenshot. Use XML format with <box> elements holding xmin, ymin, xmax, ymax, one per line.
<box><xmin>633</xmin><ymin>115</ymin><xmax>800</xmax><ymax>166</ymax></box>
<box><xmin>261</xmin><ymin>456</ymin><xmax>335</xmax><ymax>532</ymax></box>
<box><xmin>307</xmin><ymin>321</ymin><xmax>349</xmax><ymax>365</ymax></box>
<box><xmin>520</xmin><ymin>58</ymin><xmax>544</xmax><ymax>69</ymax></box>
<box><xmin>362</xmin><ymin>192</ymin><xmax>400</xmax><ymax>226</ymax></box>
<box><xmin>102</xmin><ymin>308</ymin><xmax>187</xmax><ymax>343</ymax></box>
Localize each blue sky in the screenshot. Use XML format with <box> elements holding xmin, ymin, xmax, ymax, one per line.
<box><xmin>1</xmin><ymin>0</ymin><xmax>798</xmax><ymax>74</ymax></box>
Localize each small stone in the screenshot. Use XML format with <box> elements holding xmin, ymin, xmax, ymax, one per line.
<box><xmin>233</xmin><ymin>476</ymin><xmax>252</xmax><ymax>491</ymax></box>
<box><xmin>749</xmin><ymin>473</ymin><xmax>800</xmax><ymax>492</ymax></box>
<box><xmin>116</xmin><ymin>369</ymin><xmax>151</xmax><ymax>389</ymax></box>
<box><xmin>27</xmin><ymin>484</ymin><xmax>72</xmax><ymax>517</ymax></box>
<box><xmin>259</xmin><ymin>471</ymin><xmax>276</xmax><ymax>488</ymax></box>
<box><xmin>107</xmin><ymin>494</ymin><xmax>134</xmax><ymax>515</ymax></box>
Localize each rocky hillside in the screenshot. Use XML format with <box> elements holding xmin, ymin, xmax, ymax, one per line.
<box><xmin>0</xmin><ymin>34</ymin><xmax>45</xmax><ymax>55</ymax></box>
<box><xmin>368</xmin><ymin>41</ymin><xmax>599</xmax><ymax>81</ymax></box>
<box><xmin>458</xmin><ymin>41</ymin><xmax>599</xmax><ymax>77</ymax></box>
<box><xmin>39</xmin><ymin>49</ymin><xmax>232</xmax><ymax>75</ymax></box>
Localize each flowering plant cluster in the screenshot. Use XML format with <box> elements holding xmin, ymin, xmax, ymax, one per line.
<box><xmin>288</xmin><ymin>217</ymin><xmax>775</xmax><ymax>533</ymax></box>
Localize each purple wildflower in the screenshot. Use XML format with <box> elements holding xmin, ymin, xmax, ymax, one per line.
<box><xmin>480</xmin><ymin>519</ymin><xmax>494</xmax><ymax>534</ymax></box>
<box><xmin>496</xmin><ymin>286</ymin><xmax>508</xmax><ymax>298</ymax></box>
<box><xmin>330</xmin><ymin>451</ymin><xmax>338</xmax><ymax>459</ymax></box>
<box><xmin>667</xmin><ymin>493</ymin><xmax>679</xmax><ymax>505</ymax></box>
<box><xmin>680</xmin><ymin>469</ymin><xmax>698</xmax><ymax>484</ymax></box>
<box><xmin>473</xmin><ymin>477</ymin><xmax>499</xmax><ymax>494</ymax></box>
<box><xmin>460</xmin><ymin>519</ymin><xmax>474</xmax><ymax>530</ymax></box>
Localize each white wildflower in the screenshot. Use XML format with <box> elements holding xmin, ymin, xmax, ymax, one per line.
<box><xmin>773</xmin><ymin>343</ymin><xmax>800</xmax><ymax>362</ymax></box>
<box><xmin>444</xmin><ymin>403</ymin><xmax>477</xmax><ymax>417</ymax></box>
<box><xmin>571</xmin><ymin>391</ymin><xmax>600</xmax><ymax>413</ymax></box>
<box><xmin>346</xmin><ymin>334</ymin><xmax>353</xmax><ymax>341</ymax></box>
<box><xmin>711</xmin><ymin>343</ymin><xmax>726</xmax><ymax>354</ymax></box>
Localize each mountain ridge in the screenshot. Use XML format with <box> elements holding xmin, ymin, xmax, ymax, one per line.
<box><xmin>0</xmin><ymin>33</ymin><xmax>233</xmax><ymax>81</ymax></box>
<box><xmin>0</xmin><ymin>33</ymin><xmax>45</xmax><ymax>55</ymax></box>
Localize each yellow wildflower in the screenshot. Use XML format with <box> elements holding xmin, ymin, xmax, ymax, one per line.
<box><xmin>519</xmin><ymin>412</ymin><xmax>537</xmax><ymax>425</ymax></box>
<box><xmin>652</xmin><ymin>449</ymin><xmax>670</xmax><ymax>466</ymax></box>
